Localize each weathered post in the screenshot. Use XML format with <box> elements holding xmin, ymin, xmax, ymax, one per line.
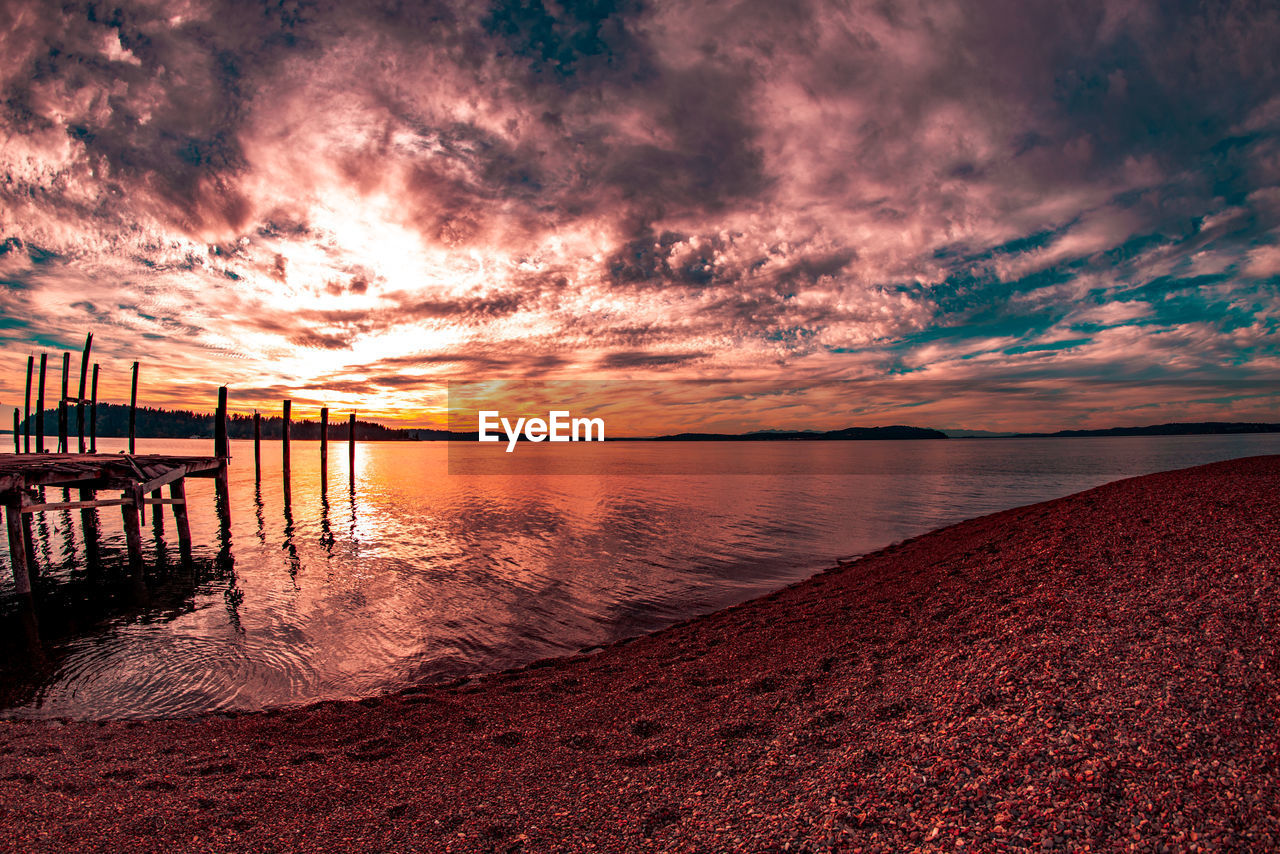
<box><xmin>23</xmin><ymin>355</ymin><xmax>33</xmax><ymax>453</ymax></box>
<box><xmin>78</xmin><ymin>487</ymin><xmax>101</xmax><ymax>568</ymax></box>
<box><xmin>320</xmin><ymin>406</ymin><xmax>329</xmax><ymax>481</ymax></box>
<box><xmin>90</xmin><ymin>364</ymin><xmax>99</xmax><ymax>453</ymax></box>
<box><xmin>5</xmin><ymin>500</ymin><xmax>31</xmax><ymax>594</ymax></box>
<box><xmin>348</xmin><ymin>412</ymin><xmax>356</xmax><ymax>474</ymax></box>
<box><xmin>11</xmin><ymin>409</ymin><xmax>18</xmax><ymax>453</ymax></box>
<box><xmin>170</xmin><ymin>479</ymin><xmax>192</xmax><ymax>560</ymax></box>
<box><xmin>76</xmin><ymin>333</ymin><xmax>92</xmax><ymax>453</ymax></box>
<box><xmin>253</xmin><ymin>412</ymin><xmax>262</xmax><ymax>483</ymax></box>
<box><xmin>59</xmin><ymin>352</ymin><xmax>69</xmax><ymax>453</ymax></box>
<box><xmin>151</xmin><ymin>487</ymin><xmax>165</xmax><ymax>537</ymax></box>
<box><xmin>214</xmin><ymin>386</ymin><xmax>229</xmax><ymax>458</ymax></box>
<box><xmin>282</xmin><ymin>399</ymin><xmax>291</xmax><ymax>481</ymax></box>
<box><xmin>121</xmin><ymin>484</ymin><xmax>144</xmax><ymax>566</ymax></box>
<box><xmin>36</xmin><ymin>354</ymin><xmax>46</xmax><ymax>453</ymax></box>
<box><xmin>20</xmin><ymin>501</ymin><xmax>35</xmax><ymax>571</ymax></box>
<box><xmin>128</xmin><ymin>361</ymin><xmax>139</xmax><ymax>454</ymax></box>
<box><xmin>214</xmin><ymin>386</ymin><xmax>230</xmax><ymax>512</ymax></box>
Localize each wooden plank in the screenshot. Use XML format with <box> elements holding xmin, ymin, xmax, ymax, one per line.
<box><xmin>129</xmin><ymin>361</ymin><xmax>138</xmax><ymax>454</ymax></box>
<box><xmin>23</xmin><ymin>355</ymin><xmax>33</xmax><ymax>453</ymax></box>
<box><xmin>76</xmin><ymin>333</ymin><xmax>91</xmax><ymax>454</ymax></box>
<box><xmin>22</xmin><ymin>497</ymin><xmax>130</xmax><ymax>513</ymax></box>
<box><xmin>177</xmin><ymin>463</ymin><xmax>222</xmax><ymax>478</ymax></box>
<box><xmin>139</xmin><ymin>464</ymin><xmax>190</xmax><ymax>495</ymax></box>
<box><xmin>143</xmin><ymin>497</ymin><xmax>185</xmax><ymax>506</ymax></box>
<box><xmin>36</xmin><ymin>354</ymin><xmax>46</xmax><ymax>454</ymax></box>
<box><xmin>5</xmin><ymin>501</ymin><xmax>31</xmax><ymax>595</ymax></box>
<box><xmin>121</xmin><ymin>454</ymin><xmax>148</xmax><ymax>481</ymax></box>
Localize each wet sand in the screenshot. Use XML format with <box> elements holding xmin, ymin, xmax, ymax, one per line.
<box><xmin>2</xmin><ymin>456</ymin><xmax>1278</xmax><ymax>852</ymax></box>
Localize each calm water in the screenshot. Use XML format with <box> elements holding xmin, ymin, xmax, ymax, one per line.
<box><xmin>2</xmin><ymin>435</ymin><xmax>1278</xmax><ymax>719</ymax></box>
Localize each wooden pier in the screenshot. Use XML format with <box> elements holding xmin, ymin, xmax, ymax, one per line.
<box><xmin>1</xmin><ymin>452</ymin><xmax>226</xmax><ymax>594</ymax></box>
<box><xmin>6</xmin><ymin>332</ymin><xmax>363</xmax><ymax>599</ymax></box>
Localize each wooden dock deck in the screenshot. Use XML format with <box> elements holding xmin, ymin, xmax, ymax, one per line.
<box><xmin>1</xmin><ymin>452</ymin><xmax>229</xmax><ymax>595</ymax></box>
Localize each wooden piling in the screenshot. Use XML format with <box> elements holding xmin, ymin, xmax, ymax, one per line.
<box><xmin>20</xmin><ymin>501</ymin><xmax>36</xmax><ymax>572</ymax></box>
<box><xmin>78</xmin><ymin>486</ymin><xmax>101</xmax><ymax>567</ymax></box>
<box><xmin>121</xmin><ymin>484</ymin><xmax>144</xmax><ymax>566</ymax></box>
<box><xmin>128</xmin><ymin>361</ymin><xmax>138</xmax><ymax>454</ymax></box>
<box><xmin>77</xmin><ymin>333</ymin><xmax>92</xmax><ymax>454</ymax></box>
<box><xmin>214</xmin><ymin>387</ymin><xmax>229</xmax><ymax>459</ymax></box>
<box><xmin>214</xmin><ymin>387</ymin><xmax>229</xmax><ymax>511</ymax></box>
<box><xmin>282</xmin><ymin>399</ymin><xmax>291</xmax><ymax>480</ymax></box>
<box><xmin>170</xmin><ymin>478</ymin><xmax>192</xmax><ymax>559</ymax></box>
<box><xmin>23</xmin><ymin>355</ymin><xmax>33</xmax><ymax>453</ymax></box>
<box><xmin>90</xmin><ymin>364</ymin><xmax>99</xmax><ymax>453</ymax></box>
<box><xmin>151</xmin><ymin>489</ymin><xmax>164</xmax><ymax>536</ymax></box>
<box><xmin>5</xmin><ymin>501</ymin><xmax>30</xmax><ymax>595</ymax></box>
<box><xmin>10</xmin><ymin>409</ymin><xmax>17</xmax><ymax>454</ymax></box>
<box><xmin>59</xmin><ymin>352</ymin><xmax>69</xmax><ymax>453</ymax></box>
<box><xmin>320</xmin><ymin>406</ymin><xmax>329</xmax><ymax>480</ymax></box>
<box><xmin>253</xmin><ymin>412</ymin><xmax>261</xmax><ymax>482</ymax></box>
<box><xmin>36</xmin><ymin>354</ymin><xmax>46</xmax><ymax>454</ymax></box>
<box><xmin>348</xmin><ymin>412</ymin><xmax>356</xmax><ymax>473</ymax></box>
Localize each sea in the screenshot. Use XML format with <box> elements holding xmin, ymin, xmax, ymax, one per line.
<box><xmin>2</xmin><ymin>433</ymin><xmax>1277</xmax><ymax>719</ymax></box>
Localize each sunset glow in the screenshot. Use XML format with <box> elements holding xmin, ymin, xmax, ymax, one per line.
<box><xmin>1</xmin><ymin>1</ymin><xmax>1278</xmax><ymax>429</ymax></box>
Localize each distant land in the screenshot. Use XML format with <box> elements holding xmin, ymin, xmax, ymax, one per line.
<box><xmin>986</xmin><ymin>422</ymin><xmax>1280</xmax><ymax>439</ymax></box>
<box><xmin>646</xmin><ymin>426</ymin><xmax>947</xmax><ymax>440</ymax></box>
<box><xmin>6</xmin><ymin>406</ymin><xmax>1280</xmax><ymax>442</ymax></box>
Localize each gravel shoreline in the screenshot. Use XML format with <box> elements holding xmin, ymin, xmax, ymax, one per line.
<box><xmin>2</xmin><ymin>456</ymin><xmax>1278</xmax><ymax>852</ymax></box>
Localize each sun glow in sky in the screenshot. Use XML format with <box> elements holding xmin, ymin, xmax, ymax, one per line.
<box><xmin>1</xmin><ymin>1</ymin><xmax>1279</xmax><ymax>430</ymax></box>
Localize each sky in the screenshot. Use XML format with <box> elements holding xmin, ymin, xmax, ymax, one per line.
<box><xmin>1</xmin><ymin>0</ymin><xmax>1279</xmax><ymax>431</ymax></box>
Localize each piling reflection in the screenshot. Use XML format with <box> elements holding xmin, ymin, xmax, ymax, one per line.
<box><xmin>0</xmin><ymin>543</ymin><xmax>238</xmax><ymax>716</ymax></box>
<box><xmin>254</xmin><ymin>484</ymin><xmax>266</xmax><ymax>545</ymax></box>
<box><xmin>319</xmin><ymin>487</ymin><xmax>333</xmax><ymax>552</ymax></box>
<box><xmin>281</xmin><ymin>480</ymin><xmax>301</xmax><ymax>582</ymax></box>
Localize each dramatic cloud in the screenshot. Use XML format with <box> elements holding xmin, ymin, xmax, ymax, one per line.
<box><xmin>1</xmin><ymin>0</ymin><xmax>1278</xmax><ymax>426</ymax></box>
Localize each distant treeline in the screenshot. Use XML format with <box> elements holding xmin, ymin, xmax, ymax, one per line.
<box><xmin>16</xmin><ymin>403</ymin><xmax>443</xmax><ymax>441</ymax></box>
<box><xmin>648</xmin><ymin>425</ymin><xmax>948</xmax><ymax>440</ymax></box>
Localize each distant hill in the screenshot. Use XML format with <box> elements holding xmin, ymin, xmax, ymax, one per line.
<box><xmin>1013</xmin><ymin>422</ymin><xmax>1280</xmax><ymax>438</ymax></box>
<box><xmin>941</xmin><ymin>428</ymin><xmax>1022</xmax><ymax>438</ymax></box>
<box><xmin>647</xmin><ymin>425</ymin><xmax>948</xmax><ymax>441</ymax></box>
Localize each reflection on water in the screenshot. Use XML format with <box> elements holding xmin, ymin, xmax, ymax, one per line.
<box><xmin>2</xmin><ymin>434</ymin><xmax>1279</xmax><ymax>719</ymax></box>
